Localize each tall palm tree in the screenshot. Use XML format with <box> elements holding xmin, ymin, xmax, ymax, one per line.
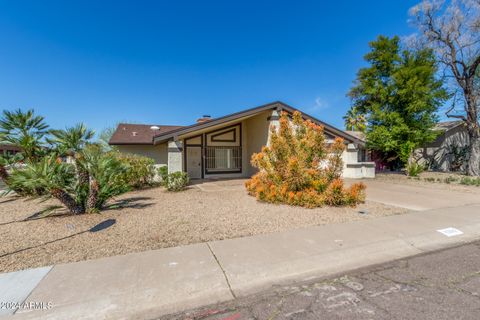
<box><xmin>343</xmin><ymin>107</ymin><xmax>367</xmax><ymax>132</ymax></box>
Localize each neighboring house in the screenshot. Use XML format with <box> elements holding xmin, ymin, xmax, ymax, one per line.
<box><xmin>0</xmin><ymin>144</ymin><xmax>21</xmax><ymax>156</ymax></box>
<box><xmin>414</xmin><ymin>120</ymin><xmax>469</xmax><ymax>172</ymax></box>
<box><xmin>109</xmin><ymin>101</ymin><xmax>375</xmax><ymax>179</ymax></box>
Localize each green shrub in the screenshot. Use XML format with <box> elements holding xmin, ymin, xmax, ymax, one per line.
<box><xmin>113</xmin><ymin>152</ymin><xmax>156</xmax><ymax>188</ymax></box>
<box><xmin>460</xmin><ymin>177</ymin><xmax>480</xmax><ymax>186</ymax></box>
<box><xmin>165</xmin><ymin>171</ymin><xmax>189</xmax><ymax>191</ymax></box>
<box><xmin>406</xmin><ymin>162</ymin><xmax>424</xmax><ymax>177</ymax></box>
<box><xmin>158</xmin><ymin>166</ymin><xmax>168</xmax><ymax>185</ymax></box>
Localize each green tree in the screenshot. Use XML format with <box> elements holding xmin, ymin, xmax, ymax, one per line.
<box><xmin>97</xmin><ymin>125</ymin><xmax>118</xmax><ymax>152</ymax></box>
<box><xmin>348</xmin><ymin>35</ymin><xmax>448</xmax><ymax>166</ymax></box>
<box><xmin>0</xmin><ymin>109</ymin><xmax>49</xmax><ymax>182</ymax></box>
<box><xmin>0</xmin><ymin>109</ymin><xmax>48</xmax><ymax>162</ymax></box>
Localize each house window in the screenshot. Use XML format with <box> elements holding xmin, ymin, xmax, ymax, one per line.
<box><xmin>205</xmin><ymin>146</ymin><xmax>241</xmax><ymax>173</ymax></box>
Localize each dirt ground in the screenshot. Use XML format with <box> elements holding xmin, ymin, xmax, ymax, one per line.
<box><xmin>375</xmin><ymin>171</ymin><xmax>480</xmax><ymax>193</ymax></box>
<box><xmin>0</xmin><ymin>179</ymin><xmax>407</xmax><ymax>273</ymax></box>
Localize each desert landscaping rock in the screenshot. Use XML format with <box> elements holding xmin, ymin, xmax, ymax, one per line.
<box><xmin>0</xmin><ymin>179</ymin><xmax>406</xmax><ymax>273</ymax></box>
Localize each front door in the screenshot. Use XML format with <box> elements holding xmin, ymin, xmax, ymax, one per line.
<box><xmin>186</xmin><ymin>146</ymin><xmax>202</xmax><ymax>179</ymax></box>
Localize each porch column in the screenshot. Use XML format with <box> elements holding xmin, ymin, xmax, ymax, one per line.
<box><xmin>267</xmin><ymin>108</ymin><xmax>281</xmax><ymax>146</ymax></box>
<box><xmin>167</xmin><ymin>140</ymin><xmax>183</xmax><ymax>174</ymax></box>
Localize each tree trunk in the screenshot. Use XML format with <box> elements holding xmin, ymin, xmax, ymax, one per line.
<box><xmin>0</xmin><ymin>165</ymin><xmax>8</xmax><ymax>182</ymax></box>
<box><xmin>467</xmin><ymin>130</ymin><xmax>480</xmax><ymax>176</ymax></box>
<box><xmin>465</xmin><ymin>83</ymin><xmax>480</xmax><ymax>176</ymax></box>
<box><xmin>50</xmin><ymin>188</ymin><xmax>85</xmax><ymax>214</ymax></box>
<box><xmin>86</xmin><ymin>179</ymin><xmax>99</xmax><ymax>213</ymax></box>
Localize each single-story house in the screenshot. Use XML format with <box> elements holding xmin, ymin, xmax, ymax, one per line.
<box><xmin>414</xmin><ymin>120</ymin><xmax>469</xmax><ymax>172</ymax></box>
<box><xmin>0</xmin><ymin>144</ymin><xmax>21</xmax><ymax>156</ymax></box>
<box><xmin>109</xmin><ymin>101</ymin><xmax>375</xmax><ymax>179</ymax></box>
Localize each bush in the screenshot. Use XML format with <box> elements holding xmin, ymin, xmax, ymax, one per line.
<box><xmin>460</xmin><ymin>176</ymin><xmax>480</xmax><ymax>186</ymax></box>
<box><xmin>158</xmin><ymin>165</ymin><xmax>168</xmax><ymax>185</ymax></box>
<box><xmin>406</xmin><ymin>162</ymin><xmax>424</xmax><ymax>177</ymax></box>
<box><xmin>245</xmin><ymin>111</ymin><xmax>366</xmax><ymax>208</ymax></box>
<box><xmin>165</xmin><ymin>171</ymin><xmax>189</xmax><ymax>191</ymax></box>
<box><xmin>113</xmin><ymin>152</ymin><xmax>156</xmax><ymax>188</ymax></box>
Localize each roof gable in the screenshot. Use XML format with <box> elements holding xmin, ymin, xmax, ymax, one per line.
<box><xmin>153</xmin><ymin>101</ymin><xmax>364</xmax><ymax>145</ymax></box>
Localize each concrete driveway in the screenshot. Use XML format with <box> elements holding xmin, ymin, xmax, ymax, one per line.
<box><xmin>194</xmin><ymin>178</ymin><xmax>480</xmax><ymax>212</ymax></box>
<box><xmin>358</xmin><ymin>179</ymin><xmax>480</xmax><ymax>211</ymax></box>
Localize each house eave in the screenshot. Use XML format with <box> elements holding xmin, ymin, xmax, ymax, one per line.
<box><xmin>152</xmin><ymin>101</ymin><xmax>365</xmax><ymax>146</ymax></box>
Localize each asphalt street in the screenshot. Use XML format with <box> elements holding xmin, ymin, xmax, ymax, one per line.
<box><xmin>161</xmin><ymin>240</ymin><xmax>480</xmax><ymax>320</ymax></box>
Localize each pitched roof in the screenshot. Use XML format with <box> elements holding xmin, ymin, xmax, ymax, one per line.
<box><xmin>344</xmin><ymin>130</ymin><xmax>366</xmax><ymax>142</ymax></box>
<box><xmin>0</xmin><ymin>144</ymin><xmax>21</xmax><ymax>151</ymax></box>
<box><xmin>109</xmin><ymin>101</ymin><xmax>364</xmax><ymax>146</ymax></box>
<box><xmin>434</xmin><ymin>120</ymin><xmax>464</xmax><ymax>132</ymax></box>
<box><xmin>109</xmin><ymin>124</ymin><xmax>185</xmax><ymax>145</ymax></box>
<box><xmin>153</xmin><ymin>101</ymin><xmax>364</xmax><ymax>146</ymax></box>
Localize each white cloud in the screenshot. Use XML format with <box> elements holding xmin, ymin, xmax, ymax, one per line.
<box><xmin>310</xmin><ymin>97</ymin><xmax>329</xmax><ymax>112</ymax></box>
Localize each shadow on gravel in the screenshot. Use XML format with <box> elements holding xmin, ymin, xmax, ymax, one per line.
<box><xmin>0</xmin><ymin>219</ymin><xmax>117</xmax><ymax>259</ymax></box>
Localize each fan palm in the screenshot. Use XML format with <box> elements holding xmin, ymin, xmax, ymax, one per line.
<box><xmin>343</xmin><ymin>107</ymin><xmax>367</xmax><ymax>132</ymax></box>
<box><xmin>0</xmin><ymin>109</ymin><xmax>48</xmax><ymax>162</ymax></box>
<box><xmin>6</xmin><ymin>155</ymin><xmax>85</xmax><ymax>214</ymax></box>
<box><xmin>47</xmin><ymin>123</ymin><xmax>94</xmax><ymax>156</ymax></box>
<box><xmin>47</xmin><ymin>124</ymin><xmax>95</xmax><ymax>204</ymax></box>
<box><xmin>77</xmin><ymin>144</ymin><xmax>130</xmax><ymax>213</ymax></box>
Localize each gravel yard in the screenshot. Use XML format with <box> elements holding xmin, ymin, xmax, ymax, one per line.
<box><xmin>0</xmin><ymin>179</ymin><xmax>407</xmax><ymax>273</ymax></box>
<box><xmin>375</xmin><ymin>171</ymin><xmax>480</xmax><ymax>193</ymax></box>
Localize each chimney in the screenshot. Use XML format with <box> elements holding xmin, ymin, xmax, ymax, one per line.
<box><xmin>196</xmin><ymin>115</ymin><xmax>212</xmax><ymax>123</ymax></box>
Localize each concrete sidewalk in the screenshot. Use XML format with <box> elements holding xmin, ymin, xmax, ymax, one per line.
<box><xmin>2</xmin><ymin>204</ymin><xmax>480</xmax><ymax>320</ymax></box>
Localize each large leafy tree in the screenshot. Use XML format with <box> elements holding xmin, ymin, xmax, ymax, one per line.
<box><xmin>347</xmin><ymin>35</ymin><xmax>448</xmax><ymax>166</ymax></box>
<box><xmin>410</xmin><ymin>0</ymin><xmax>480</xmax><ymax>175</ymax></box>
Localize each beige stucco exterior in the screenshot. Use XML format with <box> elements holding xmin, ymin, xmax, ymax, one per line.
<box><xmin>117</xmin><ymin>143</ymin><xmax>168</xmax><ymax>166</ymax></box>
<box><xmin>115</xmin><ymin>109</ymin><xmax>374</xmax><ymax>179</ymax></box>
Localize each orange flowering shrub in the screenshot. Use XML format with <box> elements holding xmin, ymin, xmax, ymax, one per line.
<box><xmin>245</xmin><ymin>111</ymin><xmax>366</xmax><ymax>207</ymax></box>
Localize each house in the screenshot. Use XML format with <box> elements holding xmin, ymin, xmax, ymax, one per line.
<box><xmin>109</xmin><ymin>101</ymin><xmax>375</xmax><ymax>179</ymax></box>
<box><xmin>0</xmin><ymin>144</ymin><xmax>21</xmax><ymax>156</ymax></box>
<box><xmin>414</xmin><ymin>120</ymin><xmax>469</xmax><ymax>172</ymax></box>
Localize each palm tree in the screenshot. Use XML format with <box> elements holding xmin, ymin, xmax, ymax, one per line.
<box><xmin>7</xmin><ymin>155</ymin><xmax>85</xmax><ymax>214</ymax></box>
<box><xmin>0</xmin><ymin>109</ymin><xmax>49</xmax><ymax>161</ymax></box>
<box><xmin>47</xmin><ymin>124</ymin><xmax>95</xmax><ymax>205</ymax></box>
<box><xmin>47</xmin><ymin>124</ymin><xmax>94</xmax><ymax>156</ymax></box>
<box><xmin>0</xmin><ymin>109</ymin><xmax>48</xmax><ymax>181</ymax></box>
<box><xmin>343</xmin><ymin>107</ymin><xmax>367</xmax><ymax>132</ymax></box>
<box><xmin>76</xmin><ymin>144</ymin><xmax>130</xmax><ymax>213</ymax></box>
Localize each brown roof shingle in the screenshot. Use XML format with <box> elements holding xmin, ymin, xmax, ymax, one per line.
<box><xmin>109</xmin><ymin>123</ymin><xmax>185</xmax><ymax>145</ymax></box>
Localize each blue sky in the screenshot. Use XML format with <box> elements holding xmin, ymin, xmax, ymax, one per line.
<box><xmin>0</xmin><ymin>0</ymin><xmax>420</xmax><ymax>133</ymax></box>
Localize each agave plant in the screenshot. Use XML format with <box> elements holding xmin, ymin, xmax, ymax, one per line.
<box><xmin>6</xmin><ymin>155</ymin><xmax>85</xmax><ymax>214</ymax></box>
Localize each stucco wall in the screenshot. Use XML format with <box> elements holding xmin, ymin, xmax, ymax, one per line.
<box><xmin>245</xmin><ymin>111</ymin><xmax>271</xmax><ymax>176</ymax></box>
<box><xmin>117</xmin><ymin>143</ymin><xmax>168</xmax><ymax>165</ymax></box>
<box><xmin>414</xmin><ymin>125</ymin><xmax>469</xmax><ymax>171</ymax></box>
